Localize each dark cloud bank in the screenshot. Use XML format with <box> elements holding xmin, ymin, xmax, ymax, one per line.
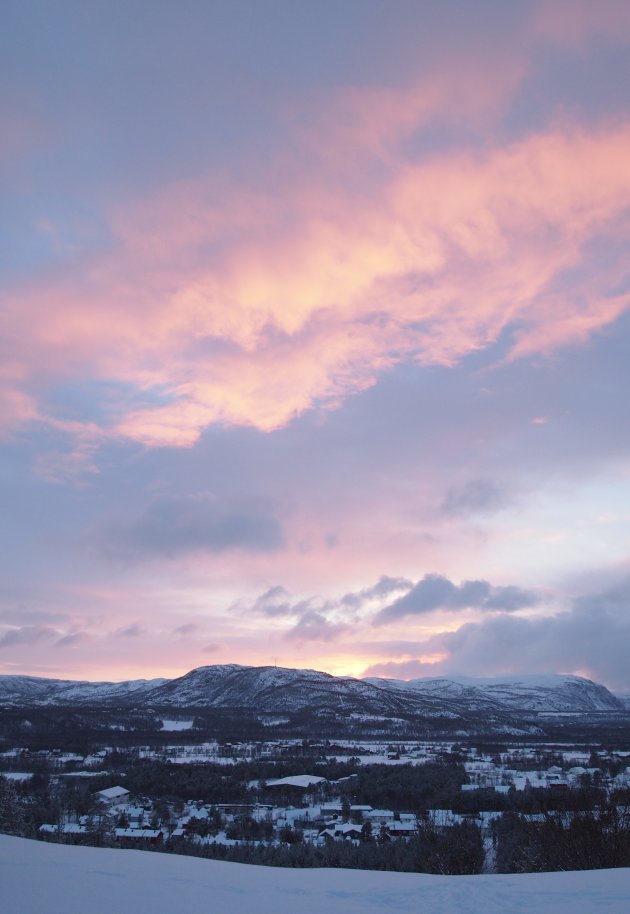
<box><xmin>374</xmin><ymin>574</ymin><xmax>539</xmax><ymax>625</ymax></box>
<box><xmin>246</xmin><ymin>572</ymin><xmax>630</xmax><ymax>690</ymax></box>
<box><xmin>366</xmin><ymin>576</ymin><xmax>630</xmax><ymax>692</ymax></box>
<box><xmin>245</xmin><ymin>573</ymin><xmax>537</xmax><ymax>644</ymax></box>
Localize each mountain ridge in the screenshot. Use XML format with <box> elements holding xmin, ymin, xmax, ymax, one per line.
<box><xmin>0</xmin><ymin>664</ymin><xmax>623</xmax><ymax>716</ymax></box>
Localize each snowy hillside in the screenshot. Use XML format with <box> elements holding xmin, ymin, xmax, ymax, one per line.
<box><xmin>368</xmin><ymin>673</ymin><xmax>623</xmax><ymax>712</ymax></box>
<box><xmin>0</xmin><ymin>664</ymin><xmax>623</xmax><ymax>716</ymax></box>
<box><xmin>0</xmin><ymin>674</ymin><xmax>166</xmax><ymax>706</ymax></box>
<box><xmin>1</xmin><ymin>835</ymin><xmax>629</xmax><ymax>914</ymax></box>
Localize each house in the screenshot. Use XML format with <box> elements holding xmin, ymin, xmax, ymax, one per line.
<box><xmin>95</xmin><ymin>786</ymin><xmax>130</xmax><ymax>806</ymax></box>
<box><xmin>39</xmin><ymin>823</ymin><xmax>87</xmax><ymax>836</ymax></box>
<box><xmin>114</xmin><ymin>827</ymin><xmax>162</xmax><ymax>845</ymax></box>
<box><xmin>350</xmin><ymin>805</ymin><xmax>372</xmax><ymax>815</ymax></box>
<box><xmin>426</xmin><ymin>810</ymin><xmax>466</xmax><ymax>829</ymax></box>
<box><xmin>385</xmin><ymin>821</ymin><xmax>417</xmax><ymax>838</ymax></box>
<box><xmin>320</xmin><ymin>802</ymin><xmax>343</xmax><ymax>817</ymax></box>
<box><xmin>365</xmin><ymin>809</ymin><xmax>395</xmax><ymax>824</ymax></box>
<box><xmin>252</xmin><ymin>804</ymin><xmax>274</xmax><ymax>822</ymax></box>
<box><xmin>319</xmin><ymin>823</ymin><xmax>363</xmax><ymax>842</ymax></box>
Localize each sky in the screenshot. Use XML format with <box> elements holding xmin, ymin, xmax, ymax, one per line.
<box><xmin>2</xmin><ymin>0</ymin><xmax>630</xmax><ymax>690</ymax></box>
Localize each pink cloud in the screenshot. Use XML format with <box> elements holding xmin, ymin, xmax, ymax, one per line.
<box><xmin>294</xmin><ymin>54</ymin><xmax>527</xmax><ymax>165</ymax></box>
<box><xmin>0</xmin><ymin>385</ymin><xmax>38</xmax><ymax>433</ymax></box>
<box><xmin>3</xmin><ymin>74</ymin><xmax>630</xmax><ymax>452</ymax></box>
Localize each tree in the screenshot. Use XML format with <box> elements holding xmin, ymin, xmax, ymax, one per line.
<box><xmin>0</xmin><ymin>778</ymin><xmax>27</xmax><ymax>836</ymax></box>
<box><xmin>494</xmin><ymin>803</ymin><xmax>630</xmax><ymax>873</ymax></box>
<box><xmin>416</xmin><ymin>819</ymin><xmax>484</xmax><ymax>875</ymax></box>
<box><xmin>278</xmin><ymin>825</ymin><xmax>302</xmax><ymax>845</ymax></box>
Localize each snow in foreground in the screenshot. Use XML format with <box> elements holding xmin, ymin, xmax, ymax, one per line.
<box><xmin>1</xmin><ymin>835</ymin><xmax>630</xmax><ymax>914</ymax></box>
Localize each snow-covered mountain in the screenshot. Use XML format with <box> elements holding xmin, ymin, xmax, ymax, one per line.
<box><xmin>0</xmin><ymin>664</ymin><xmax>623</xmax><ymax>717</ymax></box>
<box><xmin>140</xmin><ymin>664</ymin><xmax>449</xmax><ymax>716</ymax></box>
<box><xmin>0</xmin><ymin>674</ymin><xmax>167</xmax><ymax>707</ymax></box>
<box><xmin>367</xmin><ymin>673</ymin><xmax>623</xmax><ymax>713</ymax></box>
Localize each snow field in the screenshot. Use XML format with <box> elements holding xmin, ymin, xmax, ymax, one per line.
<box><xmin>1</xmin><ymin>835</ymin><xmax>630</xmax><ymax>914</ymax></box>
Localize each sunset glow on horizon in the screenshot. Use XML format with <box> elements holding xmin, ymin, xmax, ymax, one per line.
<box><xmin>2</xmin><ymin>1</ymin><xmax>630</xmax><ymax>690</ymax></box>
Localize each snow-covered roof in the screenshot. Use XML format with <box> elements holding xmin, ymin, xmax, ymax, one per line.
<box><xmin>39</xmin><ymin>823</ymin><xmax>87</xmax><ymax>834</ymax></box>
<box><xmin>266</xmin><ymin>775</ymin><xmax>326</xmax><ymax>788</ymax></box>
<box><xmin>320</xmin><ymin>824</ymin><xmax>363</xmax><ymax>838</ymax></box>
<box><xmin>186</xmin><ymin>807</ymin><xmax>210</xmax><ymax>820</ymax></box>
<box><xmin>96</xmin><ymin>786</ymin><xmax>130</xmax><ymax>800</ymax></box>
<box><xmin>114</xmin><ymin>828</ymin><xmax>161</xmax><ymax>839</ymax></box>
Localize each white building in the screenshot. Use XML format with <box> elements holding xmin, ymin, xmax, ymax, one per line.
<box><xmin>95</xmin><ymin>786</ymin><xmax>130</xmax><ymax>806</ymax></box>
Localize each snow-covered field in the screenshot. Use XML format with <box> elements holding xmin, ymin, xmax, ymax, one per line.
<box><xmin>1</xmin><ymin>835</ymin><xmax>629</xmax><ymax>914</ymax></box>
<box><xmin>159</xmin><ymin>719</ymin><xmax>195</xmax><ymax>731</ymax></box>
